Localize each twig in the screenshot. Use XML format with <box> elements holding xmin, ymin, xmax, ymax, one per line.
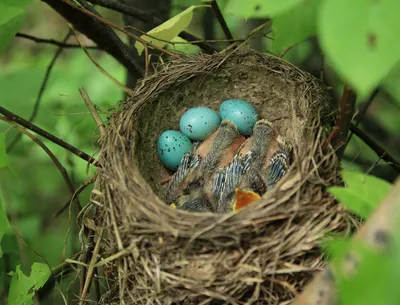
<box><xmin>80</xmin><ymin>230</ymin><xmax>103</xmax><ymax>305</ymax></box>
<box><xmin>323</xmin><ymin>83</ymin><xmax>357</xmax><ymax>158</ymax></box>
<box><xmin>78</xmin><ymin>88</ymin><xmax>106</xmax><ymax>137</ymax></box>
<box><xmin>51</xmin><ymin>177</ymin><xmax>96</xmax><ymax>221</ymax></box>
<box><xmin>292</xmin><ymin>178</ymin><xmax>400</xmax><ymax>305</ymax></box>
<box><xmin>88</xmin><ymin>0</ymin><xmax>219</xmax><ymax>53</ymax></box>
<box><xmin>62</xmin><ymin>0</ymin><xmax>180</xmax><ymax>59</ymax></box>
<box><xmin>0</xmin><ymin>116</ymin><xmax>82</xmax><ymax>213</ymax></box>
<box><xmin>7</xmin><ymin>31</ymin><xmax>71</xmax><ymax>152</ymax></box>
<box><xmin>0</xmin><ymin>106</ymin><xmax>98</xmax><ymax>166</ymax></box>
<box><xmin>350</xmin><ymin>123</ymin><xmax>400</xmax><ymax>172</ymax></box>
<box><xmin>70</xmin><ymin>27</ymin><xmax>134</xmax><ymax>95</ymax></box>
<box><xmin>209</xmin><ymin>0</ymin><xmax>234</xmax><ymax>40</ymax></box>
<box><xmin>279</xmin><ymin>45</ymin><xmax>293</xmax><ymax>58</ymax></box>
<box><xmin>345</xmin><ymin>88</ymin><xmax>379</xmax><ymax>146</ymax></box>
<box><xmin>15</xmin><ymin>32</ymin><xmax>100</xmax><ymax>49</ymax></box>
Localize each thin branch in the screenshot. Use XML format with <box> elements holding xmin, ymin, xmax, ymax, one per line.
<box><xmin>15</xmin><ymin>32</ymin><xmax>100</xmax><ymax>49</ymax></box>
<box><xmin>7</xmin><ymin>31</ymin><xmax>71</xmax><ymax>152</ymax></box>
<box><xmin>323</xmin><ymin>83</ymin><xmax>357</xmax><ymax>158</ymax></box>
<box><xmin>350</xmin><ymin>123</ymin><xmax>400</xmax><ymax>172</ymax></box>
<box><xmin>125</xmin><ymin>25</ymin><xmax>243</xmax><ymax>46</ymax></box>
<box><xmin>1</xmin><ymin>116</ymin><xmax>82</xmax><ymax>213</ymax></box>
<box><xmin>78</xmin><ymin>88</ymin><xmax>106</xmax><ymax>137</ymax></box>
<box><xmin>279</xmin><ymin>45</ymin><xmax>293</xmax><ymax>58</ymax></box>
<box><xmin>210</xmin><ymin>0</ymin><xmax>234</xmax><ymax>40</ymax></box>
<box><xmin>88</xmin><ymin>0</ymin><xmax>219</xmax><ymax>53</ymax></box>
<box><xmin>0</xmin><ymin>106</ymin><xmax>98</xmax><ymax>166</ymax></box>
<box><xmin>70</xmin><ymin>27</ymin><xmax>134</xmax><ymax>95</ymax></box>
<box><xmin>62</xmin><ymin>0</ymin><xmax>180</xmax><ymax>59</ymax></box>
<box><xmin>345</xmin><ymin>88</ymin><xmax>380</xmax><ymax>146</ymax></box>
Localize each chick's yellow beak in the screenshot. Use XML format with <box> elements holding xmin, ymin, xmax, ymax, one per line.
<box><xmin>233</xmin><ymin>188</ymin><xmax>261</xmax><ymax>211</ymax></box>
<box><xmin>170</xmin><ymin>203</ymin><xmax>177</xmax><ymax>209</ymax></box>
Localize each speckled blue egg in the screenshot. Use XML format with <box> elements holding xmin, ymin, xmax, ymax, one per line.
<box><xmin>219</xmin><ymin>99</ymin><xmax>258</xmax><ymax>135</ymax></box>
<box><xmin>179</xmin><ymin>107</ymin><xmax>221</xmax><ymax>141</ymax></box>
<box><xmin>157</xmin><ymin>130</ymin><xmax>193</xmax><ymax>170</ymax></box>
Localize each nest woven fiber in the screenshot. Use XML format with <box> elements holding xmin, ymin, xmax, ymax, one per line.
<box><xmin>92</xmin><ymin>51</ymin><xmax>357</xmax><ymax>304</ymax></box>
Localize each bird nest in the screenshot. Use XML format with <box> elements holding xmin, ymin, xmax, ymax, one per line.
<box><xmin>89</xmin><ymin>51</ymin><xmax>357</xmax><ymax>304</ymax></box>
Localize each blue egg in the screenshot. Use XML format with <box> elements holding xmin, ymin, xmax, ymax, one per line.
<box><xmin>179</xmin><ymin>107</ymin><xmax>221</xmax><ymax>141</ymax></box>
<box><xmin>219</xmin><ymin>99</ymin><xmax>258</xmax><ymax>135</ymax></box>
<box><xmin>157</xmin><ymin>130</ymin><xmax>193</xmax><ymax>170</ymax></box>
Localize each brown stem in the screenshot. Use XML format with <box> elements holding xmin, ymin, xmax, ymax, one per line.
<box><xmin>323</xmin><ymin>83</ymin><xmax>357</xmax><ymax>158</ymax></box>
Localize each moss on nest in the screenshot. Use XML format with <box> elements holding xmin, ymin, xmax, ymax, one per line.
<box><xmin>90</xmin><ymin>51</ymin><xmax>357</xmax><ymax>304</ymax></box>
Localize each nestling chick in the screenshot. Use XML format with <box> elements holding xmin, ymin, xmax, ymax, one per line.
<box><xmin>167</xmin><ymin>120</ymin><xmax>246</xmax><ymax>212</ymax></box>
<box><xmin>213</xmin><ymin>119</ymin><xmax>292</xmax><ymax>212</ymax></box>
<box><xmin>170</xmin><ymin>189</ymin><xmax>213</xmax><ymax>212</ymax></box>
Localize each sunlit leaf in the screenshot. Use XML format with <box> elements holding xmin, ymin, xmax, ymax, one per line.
<box><xmin>225</xmin><ymin>0</ymin><xmax>303</xmax><ymax>19</ymax></box>
<box><xmin>328</xmin><ymin>171</ymin><xmax>392</xmax><ymax>218</ymax></box>
<box><xmin>318</xmin><ymin>0</ymin><xmax>400</xmax><ymax>97</ymax></box>
<box><xmin>0</xmin><ymin>0</ymin><xmax>32</xmax><ymax>53</ymax></box>
<box><xmin>166</xmin><ymin>36</ymin><xmax>201</xmax><ymax>55</ymax></box>
<box><xmin>272</xmin><ymin>0</ymin><xmax>320</xmax><ymax>54</ymax></box>
<box><xmin>8</xmin><ymin>263</ymin><xmax>51</xmax><ymax>305</ymax></box>
<box><xmin>135</xmin><ymin>5</ymin><xmax>202</xmax><ymax>55</ymax></box>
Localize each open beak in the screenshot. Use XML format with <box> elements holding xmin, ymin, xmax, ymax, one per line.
<box><xmin>233</xmin><ymin>188</ymin><xmax>261</xmax><ymax>211</ymax></box>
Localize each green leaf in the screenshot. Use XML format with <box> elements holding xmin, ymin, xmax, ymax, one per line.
<box><xmin>0</xmin><ymin>133</ymin><xmax>11</xmax><ymax>169</ymax></box>
<box><xmin>0</xmin><ymin>0</ymin><xmax>32</xmax><ymax>53</ymax></box>
<box><xmin>0</xmin><ymin>194</ymin><xmax>11</xmax><ymax>258</ymax></box>
<box><xmin>272</xmin><ymin>0</ymin><xmax>320</xmax><ymax>54</ymax></box>
<box><xmin>318</xmin><ymin>0</ymin><xmax>400</xmax><ymax>97</ymax></box>
<box><xmin>224</xmin><ymin>0</ymin><xmax>304</xmax><ymax>19</ymax></box>
<box><xmin>135</xmin><ymin>5</ymin><xmax>201</xmax><ymax>55</ymax></box>
<box><xmin>328</xmin><ymin>171</ymin><xmax>392</xmax><ymax>218</ymax></box>
<box><xmin>8</xmin><ymin>263</ymin><xmax>51</xmax><ymax>305</ymax></box>
<box><xmin>336</xmin><ymin>244</ymin><xmax>400</xmax><ymax>305</ymax></box>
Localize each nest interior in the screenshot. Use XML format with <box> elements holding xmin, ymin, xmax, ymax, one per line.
<box><xmin>93</xmin><ymin>51</ymin><xmax>357</xmax><ymax>305</ymax></box>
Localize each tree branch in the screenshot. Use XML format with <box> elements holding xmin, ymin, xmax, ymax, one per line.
<box><xmin>15</xmin><ymin>32</ymin><xmax>100</xmax><ymax>49</ymax></box>
<box><xmin>88</xmin><ymin>0</ymin><xmax>219</xmax><ymax>53</ymax></box>
<box><xmin>7</xmin><ymin>31</ymin><xmax>71</xmax><ymax>152</ymax></box>
<box><xmin>0</xmin><ymin>106</ymin><xmax>98</xmax><ymax>166</ymax></box>
<box><xmin>42</xmin><ymin>0</ymin><xmax>144</xmax><ymax>78</ymax></box>
<box><xmin>345</xmin><ymin>88</ymin><xmax>379</xmax><ymax>147</ymax></box>
<box><xmin>210</xmin><ymin>0</ymin><xmax>233</xmax><ymax>40</ymax></box>
<box><xmin>61</xmin><ymin>0</ymin><xmax>179</xmax><ymax>59</ymax></box>
<box><xmin>323</xmin><ymin>83</ymin><xmax>357</xmax><ymax>158</ymax></box>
